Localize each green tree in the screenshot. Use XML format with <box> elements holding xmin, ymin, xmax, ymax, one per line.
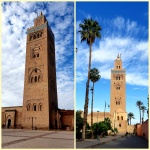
<box><xmin>141</xmin><ymin>106</ymin><xmax>146</xmax><ymax>122</ymax></box>
<box><xmin>104</xmin><ymin>117</ymin><xmax>112</xmax><ymax>130</ymax></box>
<box><xmin>90</xmin><ymin>68</ymin><xmax>101</xmax><ymax>126</ymax></box>
<box><xmin>136</xmin><ymin>101</ymin><xmax>143</xmax><ymax>124</ymax></box>
<box><xmin>91</xmin><ymin>118</ymin><xmax>112</xmax><ymax>137</ymax></box>
<box><xmin>78</xmin><ymin>18</ymin><xmax>102</xmax><ymax>140</ymax></box>
<box><xmin>128</xmin><ymin>112</ymin><xmax>135</xmax><ymax>125</ymax></box>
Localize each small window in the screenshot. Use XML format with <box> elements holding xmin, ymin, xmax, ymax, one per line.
<box><xmin>27</xmin><ymin>104</ymin><xmax>30</xmax><ymax>111</ymax></box>
<box><xmin>119</xmin><ymin>124</ymin><xmax>121</xmax><ymax>127</ymax></box>
<box><xmin>37</xmin><ymin>53</ymin><xmax>39</xmax><ymax>57</ymax></box>
<box><xmin>117</xmin><ymin>116</ymin><xmax>119</xmax><ymax>120</ymax></box>
<box><xmin>33</xmin><ymin>34</ymin><xmax>36</xmax><ymax>39</ymax></box>
<box><xmin>35</xmin><ymin>76</ymin><xmax>37</xmax><ymax>82</ymax></box>
<box><xmin>37</xmin><ymin>33</ymin><xmax>40</xmax><ymax>38</ymax></box>
<box><xmin>116</xmin><ymin>101</ymin><xmax>120</xmax><ymax>105</ymax></box>
<box><xmin>38</xmin><ymin>75</ymin><xmax>41</xmax><ymax>82</ymax></box>
<box><xmin>31</xmin><ymin>77</ymin><xmax>33</xmax><ymax>83</ymax></box>
<box><xmin>119</xmin><ymin>76</ymin><xmax>120</xmax><ymax>80</ymax></box>
<box><xmin>35</xmin><ymin>69</ymin><xmax>37</xmax><ymax>73</ymax></box>
<box><xmin>121</xmin><ymin>116</ymin><xmax>123</xmax><ymax>120</ymax></box>
<box><xmin>34</xmin><ymin>105</ymin><xmax>36</xmax><ymax>111</ymax></box>
<box><xmin>116</xmin><ymin>87</ymin><xmax>120</xmax><ymax>90</ymax></box>
<box><xmin>39</xmin><ymin>105</ymin><xmax>42</xmax><ymax>111</ymax></box>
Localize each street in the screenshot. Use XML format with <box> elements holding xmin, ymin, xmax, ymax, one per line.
<box><xmin>95</xmin><ymin>135</ymin><xmax>148</xmax><ymax>148</ymax></box>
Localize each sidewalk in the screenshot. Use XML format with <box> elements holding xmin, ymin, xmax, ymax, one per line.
<box><xmin>76</xmin><ymin>135</ymin><xmax>124</xmax><ymax>148</ymax></box>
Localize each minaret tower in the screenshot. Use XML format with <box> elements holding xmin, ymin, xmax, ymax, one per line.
<box><xmin>22</xmin><ymin>12</ymin><xmax>58</xmax><ymax>129</ymax></box>
<box><xmin>110</xmin><ymin>54</ymin><xmax>127</xmax><ymax>133</ymax></box>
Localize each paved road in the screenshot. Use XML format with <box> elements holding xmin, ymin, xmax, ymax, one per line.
<box><xmin>95</xmin><ymin>135</ymin><xmax>148</xmax><ymax>148</ymax></box>
<box><xmin>2</xmin><ymin>129</ymin><xmax>74</xmax><ymax>148</ymax></box>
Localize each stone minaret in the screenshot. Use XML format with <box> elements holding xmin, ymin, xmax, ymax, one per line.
<box><xmin>22</xmin><ymin>12</ymin><xmax>58</xmax><ymax>129</ymax></box>
<box><xmin>110</xmin><ymin>54</ymin><xmax>127</xmax><ymax>133</ymax></box>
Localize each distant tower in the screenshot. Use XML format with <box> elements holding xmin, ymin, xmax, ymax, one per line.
<box><xmin>22</xmin><ymin>12</ymin><xmax>58</xmax><ymax>129</ymax></box>
<box><xmin>110</xmin><ymin>54</ymin><xmax>127</xmax><ymax>133</ymax></box>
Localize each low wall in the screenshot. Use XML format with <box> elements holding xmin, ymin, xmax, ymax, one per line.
<box><xmin>136</xmin><ymin>119</ymin><xmax>148</xmax><ymax>140</ymax></box>
<box><xmin>127</xmin><ymin>125</ymin><xmax>134</xmax><ymax>133</ymax></box>
<box><xmin>141</xmin><ymin>119</ymin><xmax>148</xmax><ymax>140</ymax></box>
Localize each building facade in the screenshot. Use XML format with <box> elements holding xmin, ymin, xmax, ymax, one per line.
<box><xmin>110</xmin><ymin>54</ymin><xmax>127</xmax><ymax>132</ymax></box>
<box><xmin>87</xmin><ymin>54</ymin><xmax>129</xmax><ymax>133</ymax></box>
<box><xmin>2</xmin><ymin>13</ymin><xmax>73</xmax><ymax>130</ymax></box>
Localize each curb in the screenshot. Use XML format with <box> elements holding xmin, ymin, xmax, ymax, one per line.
<box><xmin>85</xmin><ymin>136</ymin><xmax>123</xmax><ymax>148</ymax></box>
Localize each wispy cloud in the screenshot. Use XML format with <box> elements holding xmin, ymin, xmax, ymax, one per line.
<box><xmin>2</xmin><ymin>2</ymin><xmax>74</xmax><ymax>110</ymax></box>
<box><xmin>76</xmin><ymin>16</ymin><xmax>148</xmax><ymax>87</ymax></box>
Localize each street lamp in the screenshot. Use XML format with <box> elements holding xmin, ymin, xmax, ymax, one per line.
<box><xmin>97</xmin><ymin>111</ymin><xmax>99</xmax><ymax>123</ymax></box>
<box><xmin>104</xmin><ymin>101</ymin><xmax>110</xmax><ymax>121</ymax></box>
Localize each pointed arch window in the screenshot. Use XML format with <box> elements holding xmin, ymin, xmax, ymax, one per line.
<box><xmin>29</xmin><ymin>68</ymin><xmax>43</xmax><ymax>83</ymax></box>
<box><xmin>35</xmin><ymin>76</ymin><xmax>37</xmax><ymax>82</ymax></box>
<box><xmin>31</xmin><ymin>77</ymin><xmax>33</xmax><ymax>83</ymax></box>
<box><xmin>39</xmin><ymin>103</ymin><xmax>42</xmax><ymax>111</ymax></box>
<box><xmin>27</xmin><ymin>104</ymin><xmax>31</xmax><ymax>111</ymax></box>
<box><xmin>33</xmin><ymin>104</ymin><xmax>36</xmax><ymax>111</ymax></box>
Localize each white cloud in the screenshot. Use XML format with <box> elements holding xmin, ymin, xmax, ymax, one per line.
<box><xmin>76</xmin><ymin>16</ymin><xmax>148</xmax><ymax>87</ymax></box>
<box><xmin>2</xmin><ymin>2</ymin><xmax>74</xmax><ymax>110</ymax></box>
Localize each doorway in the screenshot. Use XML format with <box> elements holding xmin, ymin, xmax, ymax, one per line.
<box><xmin>7</xmin><ymin>119</ymin><xmax>11</xmax><ymax>128</ymax></box>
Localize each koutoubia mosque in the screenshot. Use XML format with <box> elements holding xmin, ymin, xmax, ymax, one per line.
<box><xmin>2</xmin><ymin>12</ymin><xmax>74</xmax><ymax>130</ymax></box>
<box><xmin>86</xmin><ymin>54</ymin><xmax>134</xmax><ymax>133</ymax></box>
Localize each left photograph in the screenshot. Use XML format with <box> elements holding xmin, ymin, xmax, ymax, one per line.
<box><xmin>2</xmin><ymin>2</ymin><xmax>74</xmax><ymax>148</ymax></box>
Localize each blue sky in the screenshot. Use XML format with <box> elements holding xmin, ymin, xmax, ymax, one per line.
<box><xmin>76</xmin><ymin>2</ymin><xmax>148</xmax><ymax>125</ymax></box>
<box><xmin>2</xmin><ymin>2</ymin><xmax>74</xmax><ymax>110</ymax></box>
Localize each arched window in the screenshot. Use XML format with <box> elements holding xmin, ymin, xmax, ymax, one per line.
<box><xmin>31</xmin><ymin>77</ymin><xmax>33</xmax><ymax>83</ymax></box>
<box><xmin>119</xmin><ymin>76</ymin><xmax>120</xmax><ymax>80</ymax></box>
<box><xmin>30</xmin><ymin>35</ymin><xmax>32</xmax><ymax>41</ymax></box>
<box><xmin>119</xmin><ymin>123</ymin><xmax>121</xmax><ymax>127</ymax></box>
<box><xmin>33</xmin><ymin>34</ymin><xmax>36</xmax><ymax>39</ymax></box>
<box><xmin>29</xmin><ymin>68</ymin><xmax>43</xmax><ymax>84</ymax></box>
<box><xmin>121</xmin><ymin>116</ymin><xmax>123</xmax><ymax>120</ymax></box>
<box><xmin>39</xmin><ymin>104</ymin><xmax>42</xmax><ymax>111</ymax></box>
<box><xmin>35</xmin><ymin>76</ymin><xmax>37</xmax><ymax>82</ymax></box>
<box><xmin>37</xmin><ymin>33</ymin><xmax>40</xmax><ymax>38</ymax></box>
<box><xmin>38</xmin><ymin>75</ymin><xmax>41</xmax><ymax>82</ymax></box>
<box><xmin>33</xmin><ymin>104</ymin><xmax>36</xmax><ymax>111</ymax></box>
<box><xmin>116</xmin><ymin>86</ymin><xmax>120</xmax><ymax>90</ymax></box>
<box><xmin>27</xmin><ymin>104</ymin><xmax>31</xmax><ymax>111</ymax></box>
<box><xmin>116</xmin><ymin>76</ymin><xmax>118</xmax><ymax>80</ymax></box>
<box><xmin>117</xmin><ymin>116</ymin><xmax>119</xmax><ymax>120</ymax></box>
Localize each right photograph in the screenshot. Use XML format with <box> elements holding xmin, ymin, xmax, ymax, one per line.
<box><xmin>76</xmin><ymin>2</ymin><xmax>148</xmax><ymax>148</ymax></box>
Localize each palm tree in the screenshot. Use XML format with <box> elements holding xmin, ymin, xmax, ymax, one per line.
<box><xmin>141</xmin><ymin>106</ymin><xmax>146</xmax><ymax>123</ymax></box>
<box><xmin>78</xmin><ymin>18</ymin><xmax>102</xmax><ymax>140</ymax></box>
<box><xmin>128</xmin><ymin>112</ymin><xmax>135</xmax><ymax>125</ymax></box>
<box><xmin>136</xmin><ymin>101</ymin><xmax>143</xmax><ymax>124</ymax></box>
<box><xmin>90</xmin><ymin>68</ymin><xmax>101</xmax><ymax>126</ymax></box>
